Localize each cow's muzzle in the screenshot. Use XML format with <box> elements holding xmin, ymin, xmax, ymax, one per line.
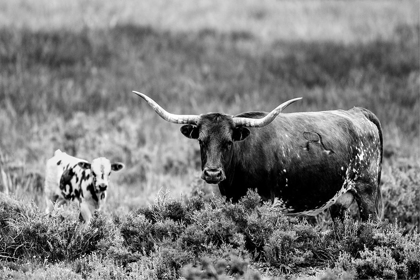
<box><xmin>202</xmin><ymin>168</ymin><xmax>226</xmax><ymax>184</ymax></box>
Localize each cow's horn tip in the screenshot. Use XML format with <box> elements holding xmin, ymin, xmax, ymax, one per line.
<box><xmin>132</xmin><ymin>91</ymin><xmax>145</xmax><ymax>97</ymax></box>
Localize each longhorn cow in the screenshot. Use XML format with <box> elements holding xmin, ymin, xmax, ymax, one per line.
<box><xmin>133</xmin><ymin>91</ymin><xmax>383</xmax><ymax>221</ymax></box>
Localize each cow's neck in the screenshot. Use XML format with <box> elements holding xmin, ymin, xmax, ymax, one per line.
<box><xmin>217</xmin><ymin>141</ymin><xmax>248</xmax><ymax>201</ymax></box>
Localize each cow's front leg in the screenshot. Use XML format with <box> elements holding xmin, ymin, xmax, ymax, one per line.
<box><xmin>79</xmin><ymin>201</ymin><xmax>94</xmax><ymax>224</ymax></box>
<box><xmin>46</xmin><ymin>195</ymin><xmax>67</xmax><ymax>214</ymax></box>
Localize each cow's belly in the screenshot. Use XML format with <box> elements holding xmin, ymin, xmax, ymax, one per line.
<box><xmin>277</xmin><ymin>156</ymin><xmax>375</xmax><ymax>214</ymax></box>
<box><xmin>279</xmin><ymin>177</ymin><xmax>350</xmax><ymax>214</ymax></box>
<box><xmin>275</xmin><ymin>149</ymin><xmax>352</xmax><ymax>213</ymax></box>
<box><xmin>282</xmin><ymin>185</ymin><xmax>355</xmax><ymax>216</ymax></box>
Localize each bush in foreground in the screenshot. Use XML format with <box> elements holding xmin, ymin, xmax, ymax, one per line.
<box><xmin>1</xmin><ymin>186</ymin><xmax>420</xmax><ymax>279</ymax></box>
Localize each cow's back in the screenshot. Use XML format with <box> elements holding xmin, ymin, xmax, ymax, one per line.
<box><xmin>44</xmin><ymin>150</ymin><xmax>87</xmax><ymax>196</ymax></box>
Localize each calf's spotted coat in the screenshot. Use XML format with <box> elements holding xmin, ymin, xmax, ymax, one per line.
<box><xmin>44</xmin><ymin>149</ymin><xmax>124</xmax><ymax>223</ymax></box>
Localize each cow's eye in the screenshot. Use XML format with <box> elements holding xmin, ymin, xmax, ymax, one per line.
<box><xmin>92</xmin><ymin>171</ymin><xmax>96</xmax><ymax>177</ymax></box>
<box><xmin>224</xmin><ymin>141</ymin><xmax>233</xmax><ymax>149</ymax></box>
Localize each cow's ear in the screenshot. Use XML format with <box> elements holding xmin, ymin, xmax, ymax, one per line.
<box><xmin>78</xmin><ymin>162</ymin><xmax>91</xmax><ymax>169</ymax></box>
<box><xmin>180</xmin><ymin>125</ymin><xmax>199</xmax><ymax>139</ymax></box>
<box><xmin>232</xmin><ymin>127</ymin><xmax>250</xmax><ymax>142</ymax></box>
<box><xmin>111</xmin><ymin>162</ymin><xmax>124</xmax><ymax>172</ymax></box>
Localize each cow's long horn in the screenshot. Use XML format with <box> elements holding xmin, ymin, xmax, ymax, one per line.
<box><xmin>132</xmin><ymin>91</ymin><xmax>200</xmax><ymax>124</ymax></box>
<box><xmin>233</xmin><ymin>97</ymin><xmax>302</xmax><ymax>127</ymax></box>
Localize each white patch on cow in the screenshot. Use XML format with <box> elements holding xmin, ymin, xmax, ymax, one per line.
<box><xmin>91</xmin><ymin>157</ymin><xmax>112</xmax><ymax>189</ymax></box>
<box><xmin>272</xmin><ymin>197</ymin><xmax>285</xmax><ymax>208</ymax></box>
<box><xmin>294</xmin><ymin>174</ymin><xmax>355</xmax><ymax>216</ymax></box>
<box><xmin>359</xmin><ymin>148</ymin><xmax>366</xmax><ymax>161</ymax></box>
<box><xmin>283</xmin><ymin>169</ymin><xmax>287</xmax><ymax>173</ymax></box>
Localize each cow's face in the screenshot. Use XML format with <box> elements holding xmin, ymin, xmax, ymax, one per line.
<box><xmin>78</xmin><ymin>158</ymin><xmax>124</xmax><ymax>192</ymax></box>
<box><xmin>181</xmin><ymin>114</ymin><xmax>250</xmax><ymax>184</ymax></box>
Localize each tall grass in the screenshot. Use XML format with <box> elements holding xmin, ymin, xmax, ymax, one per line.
<box><xmin>1</xmin><ymin>21</ymin><xmax>418</xmax><ymax>157</ymax></box>
<box><xmin>0</xmin><ymin>1</ymin><xmax>418</xmax><ymax>43</ymax></box>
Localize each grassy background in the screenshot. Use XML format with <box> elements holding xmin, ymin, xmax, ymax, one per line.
<box><xmin>0</xmin><ymin>1</ymin><xmax>419</xmax><ymax>206</ymax></box>
<box><xmin>0</xmin><ymin>0</ymin><xmax>418</xmax><ymax>207</ymax></box>
<box><xmin>0</xmin><ymin>1</ymin><xmax>419</xmax><ymax>278</ymax></box>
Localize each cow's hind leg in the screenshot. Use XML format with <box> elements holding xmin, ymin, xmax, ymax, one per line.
<box><xmin>352</xmin><ymin>182</ymin><xmax>379</xmax><ymax>221</ymax></box>
<box><xmin>329</xmin><ymin>191</ymin><xmax>359</xmax><ymax>222</ymax></box>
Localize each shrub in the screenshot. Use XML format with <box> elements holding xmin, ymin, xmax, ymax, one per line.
<box><xmin>333</xmin><ymin>220</ymin><xmax>420</xmax><ymax>279</ymax></box>
<box><xmin>136</xmin><ymin>192</ymin><xmax>191</xmax><ymax>224</ymax></box>
<box><xmin>152</xmin><ymin>246</ymin><xmax>195</xmax><ymax>280</ymax></box>
<box><xmin>332</xmin><ymin>215</ymin><xmax>383</xmax><ymax>258</ymax></box>
<box><xmin>181</xmin><ymin>256</ymin><xmax>262</xmax><ymax>280</ymax></box>
<box><xmin>355</xmin><ymin>247</ymin><xmax>406</xmax><ymax>279</ymax></box>
<box><xmin>191</xmin><ymin>203</ymin><xmax>244</xmax><ymax>248</ymax></box>
<box><xmin>381</xmin><ymin>160</ymin><xmax>420</xmax><ymax>233</ymax></box>
<box><xmin>0</xmin><ymin>193</ymin><xmax>125</xmax><ymax>263</ymax></box>
<box><xmin>120</xmin><ymin>213</ymin><xmax>155</xmax><ymax>254</ymax></box>
<box><xmin>0</xmin><ymin>262</ymin><xmax>83</xmax><ymax>280</ymax></box>
<box><xmin>179</xmin><ymin>224</ymin><xmax>207</xmax><ymax>253</ymax></box>
<box><xmin>244</xmin><ymin>210</ymin><xmax>275</xmax><ymax>256</ymax></box>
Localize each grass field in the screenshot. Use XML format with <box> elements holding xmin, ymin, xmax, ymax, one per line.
<box><xmin>0</xmin><ymin>0</ymin><xmax>419</xmax><ymax>279</ymax></box>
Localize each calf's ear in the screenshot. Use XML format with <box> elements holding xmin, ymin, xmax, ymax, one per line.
<box><xmin>232</xmin><ymin>127</ymin><xmax>250</xmax><ymax>141</ymax></box>
<box><xmin>111</xmin><ymin>162</ymin><xmax>125</xmax><ymax>172</ymax></box>
<box><xmin>181</xmin><ymin>125</ymin><xmax>199</xmax><ymax>139</ymax></box>
<box><xmin>78</xmin><ymin>162</ymin><xmax>91</xmax><ymax>169</ymax></box>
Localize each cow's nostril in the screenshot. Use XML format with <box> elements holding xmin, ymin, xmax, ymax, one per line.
<box><xmin>202</xmin><ymin>168</ymin><xmax>226</xmax><ymax>183</ymax></box>
<box><xmin>204</xmin><ymin>169</ymin><xmax>222</xmax><ymax>178</ymax></box>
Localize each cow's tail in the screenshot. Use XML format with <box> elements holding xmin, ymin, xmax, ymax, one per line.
<box><xmin>360</xmin><ymin>108</ymin><xmax>384</xmax><ymax>221</ymax></box>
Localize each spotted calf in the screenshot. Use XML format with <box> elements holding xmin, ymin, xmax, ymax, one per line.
<box><xmin>45</xmin><ymin>149</ymin><xmax>124</xmax><ymax>223</ymax></box>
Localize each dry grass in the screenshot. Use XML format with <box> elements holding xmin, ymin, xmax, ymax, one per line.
<box><xmin>0</xmin><ymin>0</ymin><xmax>418</xmax><ymax>42</ymax></box>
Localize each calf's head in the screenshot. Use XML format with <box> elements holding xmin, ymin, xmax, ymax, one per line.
<box><xmin>132</xmin><ymin>91</ymin><xmax>300</xmax><ymax>184</ymax></box>
<box><xmin>78</xmin><ymin>158</ymin><xmax>124</xmax><ymax>191</ymax></box>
